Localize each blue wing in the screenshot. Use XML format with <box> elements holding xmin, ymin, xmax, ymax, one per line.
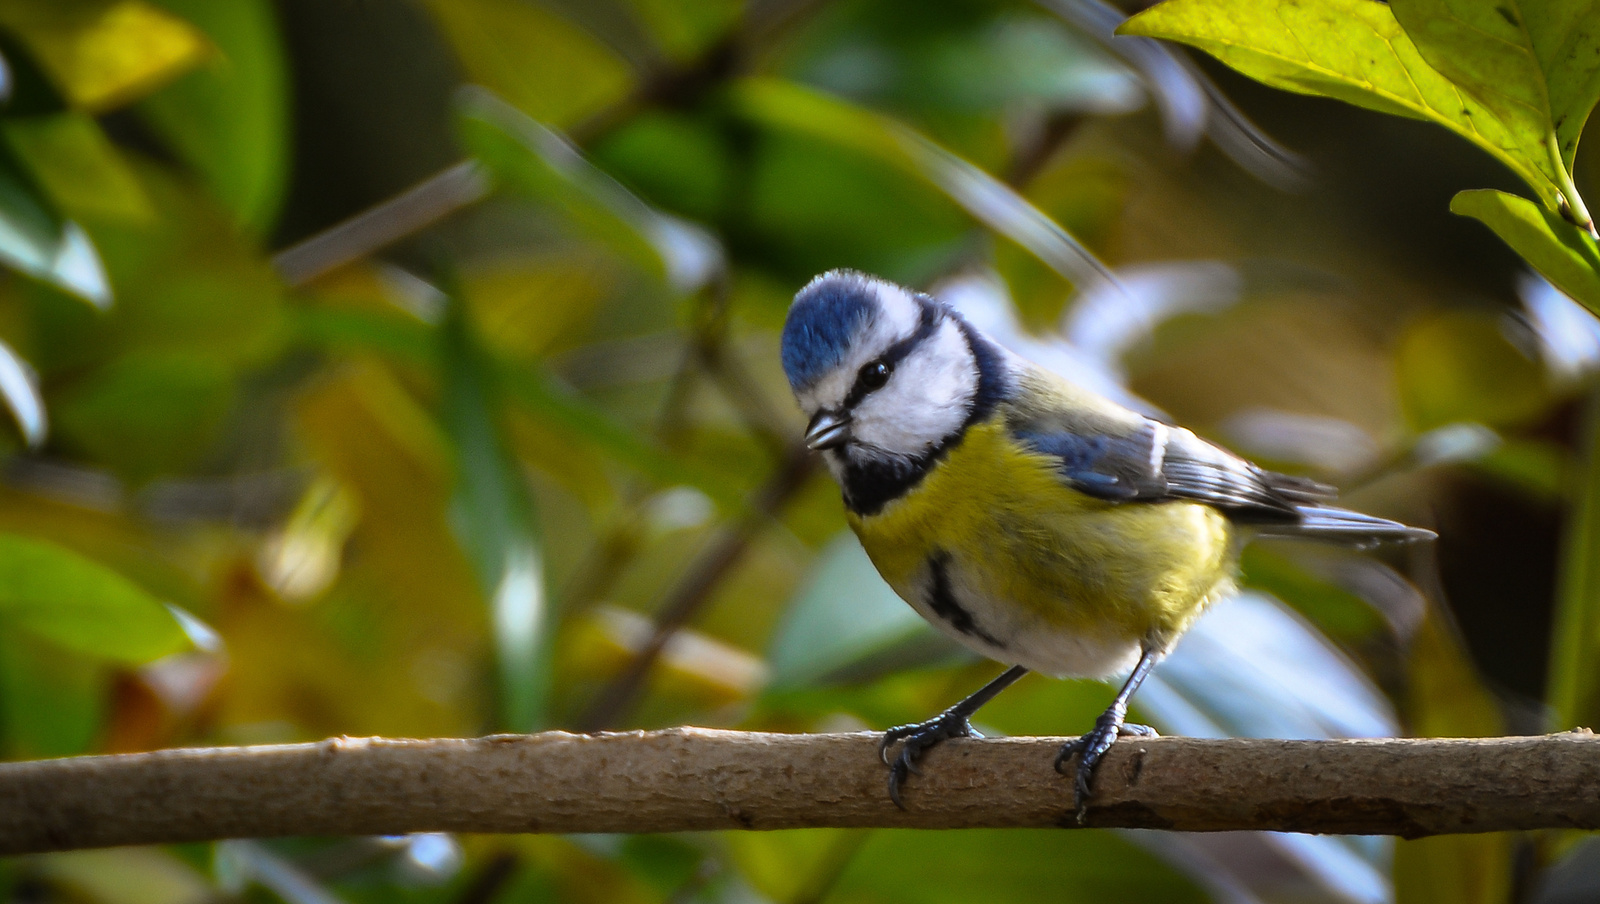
<box><xmin>1011</xmin><ymin>415</ymin><xmax>1430</xmax><ymax>541</ymax></box>
<box><xmin>1013</xmin><ymin>417</ymin><xmax>1319</xmax><ymax>516</ymax></box>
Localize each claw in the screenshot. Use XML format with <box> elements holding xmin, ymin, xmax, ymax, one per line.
<box><xmin>1055</xmin><ymin>715</ymin><xmax>1158</xmax><ymax>822</ymax></box>
<box><xmin>878</xmin><ymin>709</ymin><xmax>979</xmax><ymax>808</ymax></box>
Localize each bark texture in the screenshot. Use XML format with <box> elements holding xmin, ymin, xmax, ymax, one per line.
<box><xmin>5</xmin><ymin>729</ymin><xmax>1600</xmax><ymax>854</ymax></box>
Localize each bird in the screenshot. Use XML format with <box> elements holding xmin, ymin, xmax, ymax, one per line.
<box><xmin>778</xmin><ymin>269</ymin><xmax>1434</xmax><ymax>816</ymax></box>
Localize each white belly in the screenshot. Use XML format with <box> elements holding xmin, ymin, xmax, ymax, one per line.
<box><xmin>896</xmin><ymin>556</ymin><xmax>1145</xmax><ymax>679</ymax></box>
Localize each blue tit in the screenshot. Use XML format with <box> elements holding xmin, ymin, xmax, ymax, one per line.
<box><xmin>779</xmin><ymin>269</ymin><xmax>1433</xmax><ymax>813</ymax></box>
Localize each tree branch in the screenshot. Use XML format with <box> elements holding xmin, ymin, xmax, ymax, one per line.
<box><xmin>6</xmin><ymin>729</ymin><xmax>1600</xmax><ymax>854</ymax></box>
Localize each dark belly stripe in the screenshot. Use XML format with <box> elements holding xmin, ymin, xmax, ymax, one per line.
<box><xmin>926</xmin><ymin>552</ymin><xmax>1004</xmax><ymax>648</ymax></box>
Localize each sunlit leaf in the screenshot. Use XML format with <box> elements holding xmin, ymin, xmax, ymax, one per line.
<box><xmin>0</xmin><ymin>532</ymin><xmax>189</xmax><ymax>663</ymax></box>
<box><xmin>141</xmin><ymin>0</ymin><xmax>290</xmax><ymax>234</ymax></box>
<box><xmin>731</xmin><ymin>78</ymin><xmax>1119</xmax><ymax>292</ymax></box>
<box><xmin>421</xmin><ymin>0</ymin><xmax>631</xmax><ymax>127</ymax></box>
<box><xmin>3</xmin><ymin>110</ymin><xmax>153</xmax><ymax>222</ymax></box>
<box><xmin>1388</xmin><ymin>0</ymin><xmax>1600</xmax><ymax>178</ymax></box>
<box><xmin>1120</xmin><ymin>0</ymin><xmax>1567</xmax><ymax>209</ymax></box>
<box><xmin>0</xmin><ymin>335</ymin><xmax>45</xmax><ymax>447</ymax></box>
<box><xmin>1452</xmin><ymin>189</ymin><xmax>1600</xmax><ymax>314</ymax></box>
<box><xmin>0</xmin><ymin>0</ymin><xmax>208</xmax><ymax>112</ymax></box>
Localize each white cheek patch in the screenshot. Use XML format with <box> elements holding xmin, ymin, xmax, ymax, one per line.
<box><xmin>851</xmin><ymin>321</ymin><xmax>976</xmax><ymax>454</ymax></box>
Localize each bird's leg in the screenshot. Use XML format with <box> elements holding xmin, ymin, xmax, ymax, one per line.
<box><xmin>1055</xmin><ymin>646</ymin><xmax>1162</xmax><ymax>822</ymax></box>
<box><xmin>880</xmin><ymin>664</ymin><xmax>1029</xmax><ymax>808</ymax></box>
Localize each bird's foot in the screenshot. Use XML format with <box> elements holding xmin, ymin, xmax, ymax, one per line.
<box><xmin>879</xmin><ymin>709</ymin><xmax>984</xmax><ymax>809</ymax></box>
<box><xmin>1054</xmin><ymin>711</ymin><xmax>1157</xmax><ymax>822</ymax></box>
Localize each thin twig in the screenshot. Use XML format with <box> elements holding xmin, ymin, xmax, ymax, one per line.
<box><xmin>5</xmin><ymin>730</ymin><xmax>1600</xmax><ymax>855</ymax></box>
<box><xmin>272</xmin><ymin>162</ymin><xmax>490</xmax><ymax>289</ymax></box>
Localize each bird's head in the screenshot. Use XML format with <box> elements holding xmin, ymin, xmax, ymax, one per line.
<box><xmin>780</xmin><ymin>271</ymin><xmax>989</xmax><ymax>471</ymax></box>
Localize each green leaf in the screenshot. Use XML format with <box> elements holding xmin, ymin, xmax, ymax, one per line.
<box><xmin>1388</xmin><ymin>0</ymin><xmax>1600</xmax><ymax>177</ymax></box>
<box><xmin>3</xmin><ymin>111</ymin><xmax>153</xmax><ymax>223</ymax></box>
<box><xmin>620</xmin><ymin>0</ymin><xmax>739</xmax><ymax>61</ymax></box>
<box><xmin>292</xmin><ymin>304</ymin><xmax>734</xmax><ymax>507</ymax></box>
<box><xmin>0</xmin><ymin>532</ymin><xmax>189</xmax><ymax>664</ymax></box>
<box><xmin>0</xmin><ymin>0</ymin><xmax>209</xmax><ymax>113</ymax></box>
<box><xmin>1550</xmin><ymin>389</ymin><xmax>1600</xmax><ymax>731</ymax></box>
<box><xmin>1120</xmin><ymin>0</ymin><xmax>1566</xmax><ymax>209</ymax></box>
<box><xmin>439</xmin><ymin>303</ymin><xmax>552</xmax><ymax>731</ymax></box>
<box><xmin>1238</xmin><ymin>546</ymin><xmax>1386</xmax><ymax>642</ymax></box>
<box><xmin>1451</xmin><ymin>188</ymin><xmax>1600</xmax><ymax>313</ymax></box>
<box><xmin>0</xmin><ymin>631</ymin><xmax>104</xmax><ymax>757</ymax></box>
<box><xmin>52</xmin><ymin>351</ymin><xmax>236</xmax><ymax>483</ymax></box>
<box><xmin>140</xmin><ymin>0</ymin><xmax>290</xmax><ymax>234</ymax></box>
<box><xmin>833</xmin><ymin>829</ymin><xmax>1205</xmax><ymax>904</ymax></box>
<box><xmin>731</xmin><ymin>78</ymin><xmax>1117</xmax><ymax>291</ymax></box>
<box><xmin>456</xmin><ymin>88</ymin><xmax>722</xmax><ymax>294</ymax></box>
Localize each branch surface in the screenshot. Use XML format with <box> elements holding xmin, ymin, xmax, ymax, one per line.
<box><xmin>5</xmin><ymin>729</ymin><xmax>1599</xmax><ymax>855</ymax></box>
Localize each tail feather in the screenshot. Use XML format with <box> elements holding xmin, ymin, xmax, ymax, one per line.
<box><xmin>1262</xmin><ymin>471</ymin><xmax>1338</xmax><ymax>505</ymax></box>
<box><xmin>1256</xmin><ymin>504</ymin><xmax>1436</xmax><ymax>544</ymax></box>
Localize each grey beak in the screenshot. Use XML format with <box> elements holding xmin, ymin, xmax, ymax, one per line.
<box><xmin>804</xmin><ymin>410</ymin><xmax>852</xmax><ymax>450</ymax></box>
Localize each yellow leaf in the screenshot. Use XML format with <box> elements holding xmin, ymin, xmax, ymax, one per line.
<box><xmin>421</xmin><ymin>0</ymin><xmax>630</xmax><ymax>127</ymax></box>
<box><xmin>0</xmin><ymin>0</ymin><xmax>209</xmax><ymax>112</ymax></box>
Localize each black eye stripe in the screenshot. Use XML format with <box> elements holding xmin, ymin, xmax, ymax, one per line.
<box><xmin>841</xmin><ymin>298</ymin><xmax>941</xmax><ymax>410</ymax></box>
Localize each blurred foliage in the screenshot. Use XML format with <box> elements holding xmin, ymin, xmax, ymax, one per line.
<box><xmin>0</xmin><ymin>0</ymin><xmax>1596</xmax><ymax>902</ymax></box>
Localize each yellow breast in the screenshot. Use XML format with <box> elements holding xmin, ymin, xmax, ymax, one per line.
<box><xmin>847</xmin><ymin>418</ymin><xmax>1237</xmax><ymax>660</ymax></box>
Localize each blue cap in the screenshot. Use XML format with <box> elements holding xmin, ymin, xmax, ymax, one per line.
<box><xmin>780</xmin><ymin>271</ymin><xmax>878</xmax><ymax>390</ymax></box>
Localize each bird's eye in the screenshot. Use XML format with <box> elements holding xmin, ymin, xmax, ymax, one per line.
<box><xmin>859</xmin><ymin>359</ymin><xmax>892</xmax><ymax>391</ymax></box>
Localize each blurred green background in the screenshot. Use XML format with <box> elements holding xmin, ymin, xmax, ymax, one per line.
<box><xmin>0</xmin><ymin>0</ymin><xmax>1597</xmax><ymax>902</ymax></box>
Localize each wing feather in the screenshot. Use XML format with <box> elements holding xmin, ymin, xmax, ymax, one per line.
<box><xmin>1014</xmin><ymin>415</ymin><xmax>1313</xmax><ymax>521</ymax></box>
<box><xmin>1003</xmin><ymin>376</ymin><xmax>1430</xmax><ymax>543</ymax></box>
